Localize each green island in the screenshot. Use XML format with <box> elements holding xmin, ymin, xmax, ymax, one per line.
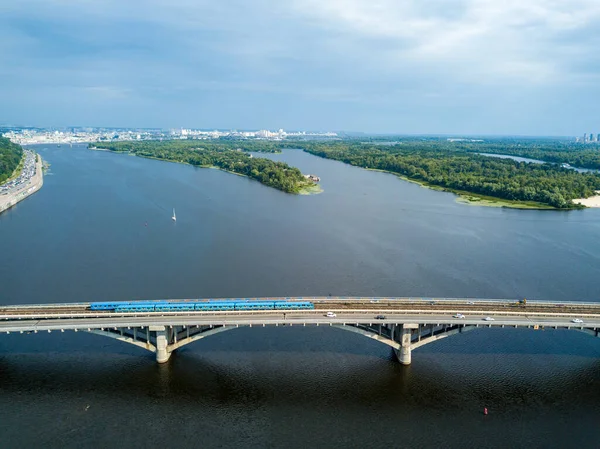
<box><xmin>275</xmin><ymin>139</ymin><xmax>600</xmax><ymax>209</ymax></box>
<box><xmin>90</xmin><ymin>140</ymin><xmax>319</xmax><ymax>194</ymax></box>
<box><xmin>0</xmin><ymin>136</ymin><xmax>24</xmax><ymax>185</ymax></box>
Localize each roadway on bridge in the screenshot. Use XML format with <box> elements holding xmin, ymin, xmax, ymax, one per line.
<box><xmin>1</xmin><ymin>312</ymin><xmax>598</xmax><ymax>333</ymax></box>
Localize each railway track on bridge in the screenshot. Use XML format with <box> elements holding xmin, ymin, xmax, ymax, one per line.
<box><xmin>2</xmin><ymin>298</ymin><xmax>600</xmax><ymax>319</ymax></box>
<box><xmin>2</xmin><ymin>306</ymin><xmax>600</xmax><ymax>321</ymax></box>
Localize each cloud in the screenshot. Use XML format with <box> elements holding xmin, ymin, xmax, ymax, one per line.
<box><xmin>0</xmin><ymin>0</ymin><xmax>599</xmax><ymax>133</ymax></box>
<box><xmin>290</xmin><ymin>0</ymin><xmax>600</xmax><ymax>84</ymax></box>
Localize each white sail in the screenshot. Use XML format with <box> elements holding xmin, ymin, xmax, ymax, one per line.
<box><xmin>172</xmin><ymin>208</ymin><xmax>176</xmax><ymax>221</ymax></box>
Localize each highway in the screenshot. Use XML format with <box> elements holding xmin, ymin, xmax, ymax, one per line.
<box><xmin>1</xmin><ymin>311</ymin><xmax>599</xmax><ymax>333</ymax></box>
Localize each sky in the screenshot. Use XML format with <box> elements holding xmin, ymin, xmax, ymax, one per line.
<box><xmin>1</xmin><ymin>0</ymin><xmax>599</xmax><ymax>135</ymax></box>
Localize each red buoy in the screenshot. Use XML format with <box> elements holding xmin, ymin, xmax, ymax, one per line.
<box><xmin>484</xmin><ymin>407</ymin><xmax>488</xmax><ymax>415</ymax></box>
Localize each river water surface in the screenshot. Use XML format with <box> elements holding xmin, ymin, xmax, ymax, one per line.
<box><xmin>1</xmin><ymin>145</ymin><xmax>599</xmax><ymax>448</ymax></box>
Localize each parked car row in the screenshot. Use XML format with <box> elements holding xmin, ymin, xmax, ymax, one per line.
<box><xmin>0</xmin><ymin>150</ymin><xmax>37</xmax><ymax>195</ymax></box>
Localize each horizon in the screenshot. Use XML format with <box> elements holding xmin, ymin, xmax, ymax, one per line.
<box><xmin>0</xmin><ymin>124</ymin><xmax>585</xmax><ymax>139</ymax></box>
<box><xmin>2</xmin><ymin>1</ymin><xmax>600</xmax><ymax>135</ymax></box>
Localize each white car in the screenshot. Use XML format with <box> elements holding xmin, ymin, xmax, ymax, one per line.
<box><xmin>453</xmin><ymin>313</ymin><xmax>465</xmax><ymax>319</ymax></box>
<box><xmin>326</xmin><ymin>311</ymin><xmax>337</xmax><ymax>318</ymax></box>
<box><xmin>483</xmin><ymin>317</ymin><xmax>495</xmax><ymax>321</ymax></box>
<box><xmin>467</xmin><ymin>301</ymin><xmax>475</xmax><ymax>305</ymax></box>
<box><xmin>572</xmin><ymin>318</ymin><xmax>584</xmax><ymax>324</ymax></box>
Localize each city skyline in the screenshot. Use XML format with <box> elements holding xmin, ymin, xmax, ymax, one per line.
<box><xmin>1</xmin><ymin>1</ymin><xmax>600</xmax><ymax>135</ymax></box>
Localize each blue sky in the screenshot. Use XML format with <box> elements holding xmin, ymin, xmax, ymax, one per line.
<box><xmin>1</xmin><ymin>0</ymin><xmax>599</xmax><ymax>135</ymax></box>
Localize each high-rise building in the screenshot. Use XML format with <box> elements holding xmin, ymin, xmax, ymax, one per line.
<box><xmin>583</xmin><ymin>133</ymin><xmax>588</xmax><ymax>143</ymax></box>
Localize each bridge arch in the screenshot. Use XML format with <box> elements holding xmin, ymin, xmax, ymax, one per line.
<box><xmin>81</xmin><ymin>321</ymin><xmax>598</xmax><ymax>365</ymax></box>
<box><xmin>331</xmin><ymin>322</ymin><xmax>477</xmax><ymax>364</ymax></box>
<box><xmin>85</xmin><ymin>325</ymin><xmax>240</xmax><ymax>361</ymax></box>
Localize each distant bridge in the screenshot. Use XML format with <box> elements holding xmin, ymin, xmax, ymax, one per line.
<box><xmin>1</xmin><ymin>297</ymin><xmax>599</xmax><ymax>364</ymax></box>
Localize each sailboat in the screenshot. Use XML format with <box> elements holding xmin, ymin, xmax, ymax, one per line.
<box><xmin>172</xmin><ymin>208</ymin><xmax>176</xmax><ymax>221</ymax></box>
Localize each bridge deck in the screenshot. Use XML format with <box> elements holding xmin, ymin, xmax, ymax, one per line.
<box><xmin>1</xmin><ymin>298</ymin><xmax>598</xmax><ymax>365</ymax></box>
<box><xmin>1</xmin><ymin>311</ymin><xmax>599</xmax><ymax>332</ymax></box>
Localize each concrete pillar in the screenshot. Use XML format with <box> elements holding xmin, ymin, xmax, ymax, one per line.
<box><xmin>395</xmin><ymin>323</ymin><xmax>418</xmax><ymax>365</ymax></box>
<box><xmin>151</xmin><ymin>325</ymin><xmax>171</xmax><ymax>363</ymax></box>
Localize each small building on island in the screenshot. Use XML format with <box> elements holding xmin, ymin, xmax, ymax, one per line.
<box><xmin>304</xmin><ymin>174</ymin><xmax>320</xmax><ymax>182</ymax></box>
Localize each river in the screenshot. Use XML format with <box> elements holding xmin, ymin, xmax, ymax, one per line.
<box><xmin>478</xmin><ymin>152</ymin><xmax>600</xmax><ymax>174</ymax></box>
<box><xmin>1</xmin><ymin>145</ymin><xmax>599</xmax><ymax>448</ymax></box>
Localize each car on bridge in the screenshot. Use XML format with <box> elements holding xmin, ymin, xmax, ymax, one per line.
<box><xmin>326</xmin><ymin>312</ymin><xmax>337</xmax><ymax>318</ymax></box>
<box><xmin>375</xmin><ymin>315</ymin><xmax>386</xmax><ymax>320</ymax></box>
<box><xmin>571</xmin><ymin>318</ymin><xmax>584</xmax><ymax>324</ymax></box>
<box><xmin>453</xmin><ymin>313</ymin><xmax>466</xmax><ymax>319</ymax></box>
<box><xmin>483</xmin><ymin>317</ymin><xmax>495</xmax><ymax>321</ymax></box>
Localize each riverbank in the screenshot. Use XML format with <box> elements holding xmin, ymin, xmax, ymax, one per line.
<box><xmin>0</xmin><ymin>153</ymin><xmax>44</xmax><ymax>214</ymax></box>
<box><xmin>365</xmin><ymin>168</ymin><xmax>557</xmax><ymax>209</ymax></box>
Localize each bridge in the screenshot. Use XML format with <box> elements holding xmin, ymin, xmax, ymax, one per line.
<box><xmin>1</xmin><ymin>297</ymin><xmax>599</xmax><ymax>364</ymax></box>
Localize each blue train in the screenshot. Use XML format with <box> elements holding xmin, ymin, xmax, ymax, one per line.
<box><xmin>89</xmin><ymin>299</ymin><xmax>314</xmax><ymax>313</ymax></box>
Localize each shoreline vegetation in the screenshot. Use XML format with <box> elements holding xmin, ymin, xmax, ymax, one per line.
<box><xmin>364</xmin><ymin>168</ymin><xmax>554</xmax><ymax>209</ymax></box>
<box><xmin>89</xmin><ymin>140</ymin><xmax>319</xmax><ymax>195</ymax></box>
<box><xmin>281</xmin><ymin>140</ymin><xmax>600</xmax><ymax>210</ymax></box>
<box><xmin>0</xmin><ymin>136</ymin><xmax>24</xmax><ymax>186</ymax></box>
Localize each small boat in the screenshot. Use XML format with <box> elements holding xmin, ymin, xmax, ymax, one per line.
<box><xmin>172</xmin><ymin>208</ymin><xmax>176</xmax><ymax>221</ymax></box>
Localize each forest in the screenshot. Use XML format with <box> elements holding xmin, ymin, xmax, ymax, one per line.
<box><xmin>456</xmin><ymin>139</ymin><xmax>600</xmax><ymax>169</ymax></box>
<box><xmin>354</xmin><ymin>136</ymin><xmax>600</xmax><ymax>169</ymax></box>
<box><xmin>0</xmin><ymin>136</ymin><xmax>23</xmax><ymax>185</ymax></box>
<box><xmin>279</xmin><ymin>140</ymin><xmax>600</xmax><ymax>209</ymax></box>
<box><xmin>91</xmin><ymin>140</ymin><xmax>315</xmax><ymax>194</ymax></box>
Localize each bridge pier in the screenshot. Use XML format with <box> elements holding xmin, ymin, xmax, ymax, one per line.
<box><xmin>151</xmin><ymin>326</ymin><xmax>171</xmax><ymax>363</ymax></box>
<box><xmin>394</xmin><ymin>323</ymin><xmax>418</xmax><ymax>365</ymax></box>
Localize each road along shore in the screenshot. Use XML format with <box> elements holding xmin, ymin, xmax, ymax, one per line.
<box><xmin>0</xmin><ymin>153</ymin><xmax>44</xmax><ymax>214</ymax></box>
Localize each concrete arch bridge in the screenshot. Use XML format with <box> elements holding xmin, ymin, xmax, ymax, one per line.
<box><xmin>1</xmin><ymin>297</ymin><xmax>599</xmax><ymax>364</ymax></box>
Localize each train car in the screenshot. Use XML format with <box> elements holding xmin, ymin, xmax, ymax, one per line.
<box><xmin>194</xmin><ymin>301</ymin><xmax>236</xmax><ymax>311</ymax></box>
<box><xmin>90</xmin><ymin>302</ymin><xmax>130</xmax><ymax>311</ymax></box>
<box><xmin>273</xmin><ymin>301</ymin><xmax>314</xmax><ymax>310</ymax></box>
<box><xmin>235</xmin><ymin>301</ymin><xmax>276</xmax><ymax>311</ymax></box>
<box><xmin>155</xmin><ymin>302</ymin><xmax>195</xmax><ymax>312</ymax></box>
<box><xmin>115</xmin><ymin>303</ymin><xmax>156</xmax><ymax>313</ymax></box>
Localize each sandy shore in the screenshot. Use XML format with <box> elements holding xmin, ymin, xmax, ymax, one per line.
<box><xmin>572</xmin><ymin>191</ymin><xmax>600</xmax><ymax>208</ymax></box>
